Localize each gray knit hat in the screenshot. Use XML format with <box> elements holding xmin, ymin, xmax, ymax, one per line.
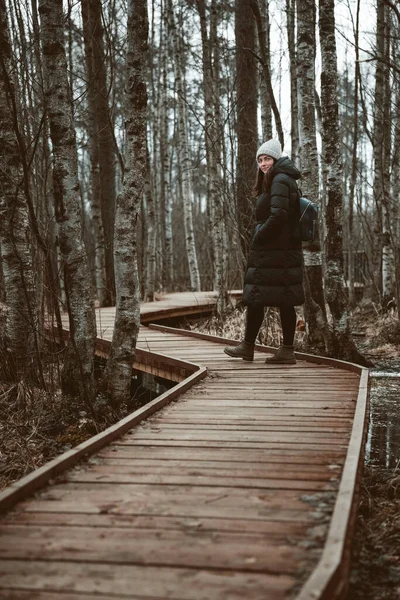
<box><xmin>256</xmin><ymin>139</ymin><xmax>282</xmax><ymax>161</ymax></box>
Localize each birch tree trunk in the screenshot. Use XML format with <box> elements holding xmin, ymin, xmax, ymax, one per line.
<box><xmin>144</xmin><ymin>144</ymin><xmax>156</xmax><ymax>301</ymax></box>
<box><xmin>169</xmin><ymin>0</ymin><xmax>200</xmax><ymax>291</ymax></box>
<box><xmin>319</xmin><ymin>0</ymin><xmax>368</xmax><ymax>365</ymax></box>
<box><xmin>89</xmin><ymin>0</ymin><xmax>117</xmax><ymax>305</ymax></box>
<box><xmin>347</xmin><ymin>0</ymin><xmax>361</xmax><ymax>306</ymax></box>
<box><xmin>296</xmin><ymin>0</ymin><xmax>328</xmax><ymax>352</ymax></box>
<box><xmin>371</xmin><ymin>0</ymin><xmax>386</xmax><ymax>298</ymax></box>
<box><xmin>381</xmin><ymin>10</ymin><xmax>394</xmax><ymax>302</ymax></box>
<box><xmin>81</xmin><ymin>0</ymin><xmax>107</xmax><ymax>306</ymax></box>
<box><xmin>286</xmin><ymin>0</ymin><xmax>299</xmax><ymax>163</ymax></box>
<box><xmin>39</xmin><ymin>0</ymin><xmax>96</xmax><ymax>400</ymax></box>
<box><xmin>104</xmin><ymin>0</ymin><xmax>148</xmax><ymax>405</ymax></box>
<box><xmin>0</xmin><ymin>0</ymin><xmax>41</xmax><ymax>382</ymax></box>
<box><xmin>250</xmin><ymin>0</ymin><xmax>284</xmax><ymax>147</ymax></box>
<box><xmin>197</xmin><ymin>0</ymin><xmax>226</xmax><ymax>313</ymax></box>
<box><xmin>392</xmin><ymin>54</ymin><xmax>400</xmax><ymax>315</ymax></box>
<box><xmin>259</xmin><ymin>0</ymin><xmax>272</xmax><ymax>141</ymax></box>
<box><xmin>158</xmin><ymin>2</ymin><xmax>173</xmax><ymax>291</ymax></box>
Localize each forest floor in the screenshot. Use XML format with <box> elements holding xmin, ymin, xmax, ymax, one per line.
<box><xmin>0</xmin><ymin>300</ymin><xmax>399</xmax><ymax>599</ymax></box>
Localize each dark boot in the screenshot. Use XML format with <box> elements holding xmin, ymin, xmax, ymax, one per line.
<box><xmin>224</xmin><ymin>340</ymin><xmax>254</xmax><ymax>361</ymax></box>
<box><xmin>265</xmin><ymin>345</ymin><xmax>296</xmax><ymax>365</ymax></box>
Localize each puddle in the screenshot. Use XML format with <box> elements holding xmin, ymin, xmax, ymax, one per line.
<box><xmin>366</xmin><ymin>365</ymin><xmax>400</xmax><ymax>468</ymax></box>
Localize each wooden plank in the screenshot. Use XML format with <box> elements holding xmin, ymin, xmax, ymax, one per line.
<box><xmin>0</xmin><ymin>561</ymin><xmax>297</xmax><ymax>600</ymax></box>
<box><xmin>0</xmin><ymin>592</ymin><xmax>152</xmax><ymax>600</ymax></box>
<box><xmin>65</xmin><ymin>469</ymin><xmax>338</xmax><ymax>492</ymax></box>
<box><xmin>115</xmin><ymin>440</ymin><xmax>348</xmax><ymax>451</ymax></box>
<box><xmin>0</xmin><ymin>525</ymin><xmax>303</xmax><ymax>573</ymax></box>
<box><xmin>18</xmin><ymin>486</ymin><xmax>334</xmax><ymax>520</ymax></box>
<box><xmin>85</xmin><ymin>458</ymin><xmax>343</xmax><ymax>474</ymax></box>
<box><xmin>1</xmin><ymin>512</ymin><xmax>314</xmax><ymax>536</ymax></box>
<box><xmin>98</xmin><ymin>446</ymin><xmax>346</xmax><ymax>464</ymax></box>
<box><xmin>124</xmin><ymin>431</ymin><xmax>349</xmax><ymax>444</ymax></box>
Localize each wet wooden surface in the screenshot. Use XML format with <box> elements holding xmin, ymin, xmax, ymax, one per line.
<box><xmin>0</xmin><ymin>295</ymin><xmax>366</xmax><ymax>599</ymax></box>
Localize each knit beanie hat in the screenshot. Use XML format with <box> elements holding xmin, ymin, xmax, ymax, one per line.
<box><xmin>256</xmin><ymin>139</ymin><xmax>282</xmax><ymax>161</ymax></box>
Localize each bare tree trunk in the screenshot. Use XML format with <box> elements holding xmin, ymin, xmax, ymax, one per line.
<box><xmin>381</xmin><ymin>9</ymin><xmax>394</xmax><ymax>302</ymax></box>
<box><xmin>392</xmin><ymin>49</ymin><xmax>400</xmax><ymax>315</ymax></box>
<box><xmin>259</xmin><ymin>0</ymin><xmax>272</xmax><ymax>141</ymax></box>
<box><xmin>0</xmin><ymin>0</ymin><xmax>41</xmax><ymax>382</ymax></box>
<box><xmin>347</xmin><ymin>0</ymin><xmax>361</xmax><ymax>307</ymax></box>
<box><xmin>90</xmin><ymin>0</ymin><xmax>117</xmax><ymax>305</ymax></box>
<box><xmin>235</xmin><ymin>0</ymin><xmax>258</xmax><ymax>258</ymax></box>
<box><xmin>286</xmin><ymin>0</ymin><xmax>299</xmax><ymax>163</ymax></box>
<box><xmin>319</xmin><ymin>0</ymin><xmax>369</xmax><ymax>365</ymax></box>
<box><xmin>39</xmin><ymin>0</ymin><xmax>97</xmax><ymax>401</ymax></box>
<box><xmin>296</xmin><ymin>0</ymin><xmax>328</xmax><ymax>353</ymax></box>
<box><xmin>250</xmin><ymin>0</ymin><xmax>283</xmax><ymax>147</ymax></box>
<box><xmin>371</xmin><ymin>0</ymin><xmax>386</xmax><ymax>298</ymax></box>
<box><xmin>144</xmin><ymin>144</ymin><xmax>156</xmax><ymax>301</ymax></box>
<box><xmin>104</xmin><ymin>0</ymin><xmax>148</xmax><ymax>405</ymax></box>
<box><xmin>169</xmin><ymin>0</ymin><xmax>200</xmax><ymax>291</ymax></box>
<box><xmin>197</xmin><ymin>0</ymin><xmax>226</xmax><ymax>313</ymax></box>
<box><xmin>81</xmin><ymin>0</ymin><xmax>107</xmax><ymax>306</ymax></box>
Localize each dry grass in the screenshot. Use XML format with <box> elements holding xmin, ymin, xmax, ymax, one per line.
<box><xmin>0</xmin><ymin>355</ymin><xmax>153</xmax><ymax>491</ymax></box>
<box><xmin>193</xmin><ymin>305</ymin><xmax>305</xmax><ymax>348</ymax></box>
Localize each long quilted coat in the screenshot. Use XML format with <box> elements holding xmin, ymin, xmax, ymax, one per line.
<box><xmin>242</xmin><ymin>156</ymin><xmax>304</xmax><ymax>307</ymax></box>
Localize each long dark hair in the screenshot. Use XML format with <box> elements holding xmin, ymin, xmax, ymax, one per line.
<box><xmin>252</xmin><ymin>161</ymin><xmax>276</xmax><ymax>196</ymax></box>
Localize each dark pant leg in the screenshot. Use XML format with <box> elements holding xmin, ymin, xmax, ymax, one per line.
<box><xmin>244</xmin><ymin>304</ymin><xmax>265</xmax><ymax>344</ymax></box>
<box><xmin>279</xmin><ymin>305</ymin><xmax>297</xmax><ymax>346</ymax></box>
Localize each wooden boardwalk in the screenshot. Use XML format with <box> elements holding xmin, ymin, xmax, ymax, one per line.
<box><xmin>0</xmin><ymin>293</ymin><xmax>369</xmax><ymax>599</ymax></box>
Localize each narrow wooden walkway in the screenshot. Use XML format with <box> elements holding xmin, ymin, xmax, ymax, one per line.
<box><xmin>0</xmin><ymin>293</ymin><xmax>369</xmax><ymax>600</ymax></box>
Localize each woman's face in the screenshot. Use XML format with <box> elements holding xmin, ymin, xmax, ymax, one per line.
<box><xmin>257</xmin><ymin>154</ymin><xmax>275</xmax><ymax>173</ymax></box>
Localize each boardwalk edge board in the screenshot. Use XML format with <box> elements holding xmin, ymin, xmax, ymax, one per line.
<box><xmin>294</xmin><ymin>368</ymin><xmax>369</xmax><ymax>600</ymax></box>
<box><xmin>46</xmin><ymin>326</ymin><xmax>201</xmax><ymax>382</ymax></box>
<box><xmin>0</xmin><ymin>364</ymin><xmax>206</xmax><ymax>514</ymax></box>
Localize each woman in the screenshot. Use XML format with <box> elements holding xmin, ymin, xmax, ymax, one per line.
<box><xmin>224</xmin><ymin>138</ymin><xmax>304</xmax><ymax>364</ymax></box>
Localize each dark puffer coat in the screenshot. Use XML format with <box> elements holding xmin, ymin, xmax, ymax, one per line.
<box><xmin>242</xmin><ymin>156</ymin><xmax>304</xmax><ymax>307</ymax></box>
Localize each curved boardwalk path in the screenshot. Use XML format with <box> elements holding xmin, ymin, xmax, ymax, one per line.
<box><xmin>0</xmin><ymin>292</ymin><xmax>369</xmax><ymax>599</ymax></box>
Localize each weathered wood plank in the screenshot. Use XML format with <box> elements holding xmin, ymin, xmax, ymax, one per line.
<box><xmin>0</xmin><ymin>561</ymin><xmax>297</xmax><ymax>599</ymax></box>
<box><xmin>98</xmin><ymin>446</ymin><xmax>346</xmax><ymax>464</ymax></box>
<box><xmin>0</xmin><ymin>525</ymin><xmax>304</xmax><ymax>573</ymax></box>
<box><xmin>1</xmin><ymin>512</ymin><xmax>316</xmax><ymax>536</ymax></box>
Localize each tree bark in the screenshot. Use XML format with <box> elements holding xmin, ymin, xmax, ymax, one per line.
<box><xmin>235</xmin><ymin>0</ymin><xmax>258</xmax><ymax>258</ymax></box>
<box><xmin>39</xmin><ymin>0</ymin><xmax>97</xmax><ymax>400</ymax></box>
<box><xmin>144</xmin><ymin>143</ymin><xmax>156</xmax><ymax>301</ymax></box>
<box><xmin>197</xmin><ymin>0</ymin><xmax>227</xmax><ymax>314</ymax></box>
<box><xmin>104</xmin><ymin>0</ymin><xmax>148</xmax><ymax>405</ymax></box>
<box><xmin>259</xmin><ymin>0</ymin><xmax>272</xmax><ymax>141</ymax></box>
<box><xmin>296</xmin><ymin>0</ymin><xmax>328</xmax><ymax>353</ymax></box>
<box><xmin>370</xmin><ymin>0</ymin><xmax>386</xmax><ymax>298</ymax></box>
<box><xmin>81</xmin><ymin>0</ymin><xmax>108</xmax><ymax>306</ymax></box>
<box><xmin>286</xmin><ymin>0</ymin><xmax>299</xmax><ymax>163</ymax></box>
<box><xmin>250</xmin><ymin>0</ymin><xmax>284</xmax><ymax>148</ymax></box>
<box><xmin>168</xmin><ymin>0</ymin><xmax>201</xmax><ymax>291</ymax></box>
<box><xmin>0</xmin><ymin>0</ymin><xmax>41</xmax><ymax>382</ymax></box>
<box><xmin>90</xmin><ymin>0</ymin><xmax>117</xmax><ymax>305</ymax></box>
<box><xmin>319</xmin><ymin>0</ymin><xmax>369</xmax><ymax>365</ymax></box>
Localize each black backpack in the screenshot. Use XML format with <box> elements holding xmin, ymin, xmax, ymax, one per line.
<box><xmin>298</xmin><ymin>196</ymin><xmax>319</xmax><ymax>243</ymax></box>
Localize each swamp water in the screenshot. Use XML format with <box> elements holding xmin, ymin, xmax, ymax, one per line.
<box><xmin>366</xmin><ymin>360</ymin><xmax>400</xmax><ymax>468</ymax></box>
